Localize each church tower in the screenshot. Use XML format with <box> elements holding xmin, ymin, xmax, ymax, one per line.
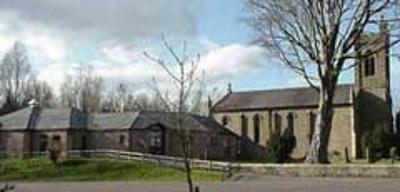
<box><xmin>354</xmin><ymin>19</ymin><xmax>393</xmax><ymax>156</ymax></box>
<box><xmin>355</xmin><ymin>20</ymin><xmax>391</xmax><ymax>101</ymax></box>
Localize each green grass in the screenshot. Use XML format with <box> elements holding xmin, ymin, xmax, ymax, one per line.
<box><xmin>0</xmin><ymin>158</ymin><xmax>223</xmax><ymax>182</ymax></box>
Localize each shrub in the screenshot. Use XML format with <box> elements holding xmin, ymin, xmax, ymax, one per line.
<box><xmin>266</xmin><ymin>129</ymin><xmax>296</xmax><ymax>163</ymax></box>
<box><xmin>361</xmin><ymin>128</ymin><xmax>395</xmax><ymax>162</ymax></box>
<box><xmin>266</xmin><ymin>132</ymin><xmax>281</xmax><ymax>162</ymax></box>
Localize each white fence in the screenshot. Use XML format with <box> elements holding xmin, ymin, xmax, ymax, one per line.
<box><xmin>5</xmin><ymin>150</ymin><xmax>400</xmax><ymax>178</ymax></box>
<box><xmin>0</xmin><ymin>150</ymin><xmax>235</xmax><ymax>173</ymax></box>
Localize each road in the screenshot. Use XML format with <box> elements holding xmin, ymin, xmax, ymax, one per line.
<box><xmin>6</xmin><ymin>175</ymin><xmax>400</xmax><ymax>192</ymax></box>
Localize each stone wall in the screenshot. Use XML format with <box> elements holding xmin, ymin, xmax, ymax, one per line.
<box><xmin>233</xmin><ymin>163</ymin><xmax>400</xmax><ymax>178</ymax></box>
<box><xmin>0</xmin><ymin>128</ymin><xmax>237</xmax><ymax>161</ymax></box>
<box><xmin>130</xmin><ymin>129</ymin><xmax>237</xmax><ymax>161</ymax></box>
<box><xmin>87</xmin><ymin>130</ymin><xmax>130</xmax><ymax>151</ymax></box>
<box><xmin>0</xmin><ymin>131</ymin><xmax>27</xmax><ymax>157</ymax></box>
<box><xmin>213</xmin><ymin>105</ymin><xmax>354</xmax><ymax>160</ymax></box>
<box><xmin>30</xmin><ymin>131</ymin><xmax>69</xmax><ymax>154</ymax></box>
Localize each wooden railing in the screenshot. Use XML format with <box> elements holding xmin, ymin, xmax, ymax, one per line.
<box><xmin>3</xmin><ymin>150</ymin><xmax>400</xmax><ymax>178</ymax></box>
<box><xmin>0</xmin><ymin>150</ymin><xmax>235</xmax><ymax>173</ymax></box>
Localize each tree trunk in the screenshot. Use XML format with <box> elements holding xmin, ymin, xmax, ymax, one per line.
<box><xmin>181</xmin><ymin>135</ymin><xmax>194</xmax><ymax>192</ymax></box>
<box><xmin>184</xmin><ymin>154</ymin><xmax>193</xmax><ymax>192</ymax></box>
<box><xmin>305</xmin><ymin>84</ymin><xmax>335</xmax><ymax>164</ymax></box>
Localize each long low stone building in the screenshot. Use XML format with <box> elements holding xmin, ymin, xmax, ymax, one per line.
<box><xmin>0</xmin><ymin>106</ymin><xmax>238</xmax><ymax>161</ymax></box>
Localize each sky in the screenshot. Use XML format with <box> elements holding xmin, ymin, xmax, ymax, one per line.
<box><xmin>0</xmin><ymin>0</ymin><xmax>397</xmax><ymax>98</ymax></box>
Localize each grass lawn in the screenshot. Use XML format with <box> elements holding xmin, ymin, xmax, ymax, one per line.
<box><xmin>0</xmin><ymin>158</ymin><xmax>223</xmax><ymax>182</ymax></box>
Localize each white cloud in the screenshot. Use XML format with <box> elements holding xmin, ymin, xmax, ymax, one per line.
<box><xmin>36</xmin><ymin>63</ymin><xmax>78</xmax><ymax>94</ymax></box>
<box><xmin>21</xmin><ymin>24</ymin><xmax>66</xmax><ymax>62</ymax></box>
<box><xmin>199</xmin><ymin>44</ymin><xmax>266</xmax><ymax>80</ymax></box>
<box><xmin>0</xmin><ymin>0</ymin><xmax>198</xmax><ymax>40</ymax></box>
<box><xmin>0</xmin><ymin>20</ymin><xmax>67</xmax><ymax>63</ymax></box>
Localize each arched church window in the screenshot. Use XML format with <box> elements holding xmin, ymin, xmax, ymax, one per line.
<box><xmin>364</xmin><ymin>52</ymin><xmax>375</xmax><ymax>76</ymax></box>
<box><xmin>241</xmin><ymin>115</ymin><xmax>248</xmax><ymax>138</ymax></box>
<box><xmin>287</xmin><ymin>113</ymin><xmax>294</xmax><ymax>131</ymax></box>
<box><xmin>309</xmin><ymin>112</ymin><xmax>316</xmax><ymax>144</ymax></box>
<box><xmin>253</xmin><ymin>114</ymin><xmax>260</xmax><ymax>144</ymax></box>
<box><xmin>274</xmin><ymin>113</ymin><xmax>282</xmax><ymax>134</ymax></box>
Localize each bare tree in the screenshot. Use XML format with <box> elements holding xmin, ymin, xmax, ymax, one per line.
<box><xmin>0</xmin><ymin>42</ymin><xmax>34</xmax><ymax>114</ymax></box>
<box><xmin>25</xmin><ymin>79</ymin><xmax>55</xmax><ymax>108</ymax></box>
<box><xmin>101</xmin><ymin>82</ymin><xmax>136</xmax><ymax>112</ymax></box>
<box><xmin>246</xmin><ymin>0</ymin><xmax>400</xmax><ymax>163</ymax></box>
<box><xmin>144</xmin><ymin>38</ymin><xmax>203</xmax><ymax>192</ymax></box>
<box><xmin>60</xmin><ymin>75</ymin><xmax>78</xmax><ymax>108</ymax></box>
<box><xmin>60</xmin><ymin>65</ymin><xmax>103</xmax><ymax>112</ymax></box>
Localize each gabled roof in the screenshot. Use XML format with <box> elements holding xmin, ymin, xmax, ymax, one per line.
<box><xmin>0</xmin><ymin>107</ymin><xmax>34</xmax><ymax>130</ymax></box>
<box><xmin>131</xmin><ymin>110</ymin><xmax>235</xmax><ymax>135</ymax></box>
<box><xmin>213</xmin><ymin>84</ymin><xmax>353</xmax><ymax>112</ymax></box>
<box><xmin>35</xmin><ymin>108</ymin><xmax>85</xmax><ymax>130</ymax></box>
<box><xmin>88</xmin><ymin>112</ymin><xmax>139</xmax><ymax>130</ymax></box>
<box><xmin>0</xmin><ymin>107</ymin><xmax>236</xmax><ymax>135</ymax></box>
<box><xmin>0</xmin><ymin>107</ymin><xmax>86</xmax><ymax>131</ymax></box>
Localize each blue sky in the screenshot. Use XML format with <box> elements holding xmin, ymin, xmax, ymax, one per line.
<box><xmin>0</xmin><ymin>0</ymin><xmax>396</xmax><ymax>97</ymax></box>
<box><xmin>196</xmin><ymin>0</ymin><xmax>355</xmax><ymax>91</ymax></box>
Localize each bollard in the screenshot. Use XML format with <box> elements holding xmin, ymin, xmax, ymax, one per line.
<box><xmin>390</xmin><ymin>147</ymin><xmax>397</xmax><ymax>164</ymax></box>
<box><xmin>366</xmin><ymin>147</ymin><xmax>372</xmax><ymax>163</ymax></box>
<box><xmin>195</xmin><ymin>186</ymin><xmax>200</xmax><ymax>192</ymax></box>
<box><xmin>344</xmin><ymin>147</ymin><xmax>350</xmax><ymax>163</ymax></box>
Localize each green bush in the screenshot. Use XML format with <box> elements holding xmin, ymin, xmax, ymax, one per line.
<box><xmin>361</xmin><ymin>128</ymin><xmax>395</xmax><ymax>162</ymax></box>
<box><xmin>266</xmin><ymin>129</ymin><xmax>296</xmax><ymax>163</ymax></box>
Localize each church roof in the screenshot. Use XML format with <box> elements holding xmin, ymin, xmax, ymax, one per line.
<box><xmin>213</xmin><ymin>84</ymin><xmax>353</xmax><ymax>112</ymax></box>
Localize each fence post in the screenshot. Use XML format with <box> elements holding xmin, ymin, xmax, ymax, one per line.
<box><xmin>390</xmin><ymin>147</ymin><xmax>397</xmax><ymax>164</ymax></box>
<box><xmin>344</xmin><ymin>147</ymin><xmax>350</xmax><ymax>163</ymax></box>
<box><xmin>172</xmin><ymin>156</ymin><xmax>176</xmax><ymax>166</ymax></box>
<box><xmin>227</xmin><ymin>163</ymin><xmax>233</xmax><ymax>179</ymax></box>
<box><xmin>366</xmin><ymin>147</ymin><xmax>372</xmax><ymax>163</ymax></box>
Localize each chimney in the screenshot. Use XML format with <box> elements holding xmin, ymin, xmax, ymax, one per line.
<box><xmin>28</xmin><ymin>98</ymin><xmax>38</xmax><ymax>108</ymax></box>
<box><xmin>227</xmin><ymin>83</ymin><xmax>232</xmax><ymax>94</ymax></box>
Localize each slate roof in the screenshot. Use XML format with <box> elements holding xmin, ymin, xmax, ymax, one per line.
<box><xmin>0</xmin><ymin>107</ymin><xmax>34</xmax><ymax>130</ymax></box>
<box><xmin>213</xmin><ymin>84</ymin><xmax>353</xmax><ymax>112</ymax></box>
<box><xmin>0</xmin><ymin>107</ymin><xmax>235</xmax><ymax>135</ymax></box>
<box><xmin>132</xmin><ymin>111</ymin><xmax>235</xmax><ymax>135</ymax></box>
<box><xmin>88</xmin><ymin>112</ymin><xmax>139</xmax><ymax>130</ymax></box>
<box><xmin>0</xmin><ymin>107</ymin><xmax>86</xmax><ymax>131</ymax></box>
<box><xmin>35</xmin><ymin>108</ymin><xmax>73</xmax><ymax>130</ymax></box>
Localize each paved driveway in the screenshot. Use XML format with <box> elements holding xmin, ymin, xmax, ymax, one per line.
<box><xmin>6</xmin><ymin>175</ymin><xmax>400</xmax><ymax>192</ymax></box>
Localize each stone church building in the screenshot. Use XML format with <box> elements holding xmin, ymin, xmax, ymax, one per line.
<box><xmin>212</xmin><ymin>23</ymin><xmax>393</xmax><ymax>160</ymax></box>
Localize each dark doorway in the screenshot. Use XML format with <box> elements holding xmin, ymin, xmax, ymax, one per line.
<box><xmin>148</xmin><ymin>125</ymin><xmax>165</xmax><ymax>155</ymax></box>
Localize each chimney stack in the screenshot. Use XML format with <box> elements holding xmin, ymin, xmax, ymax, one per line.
<box><xmin>28</xmin><ymin>98</ymin><xmax>38</xmax><ymax>108</ymax></box>
<box><xmin>228</xmin><ymin>83</ymin><xmax>232</xmax><ymax>94</ymax></box>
